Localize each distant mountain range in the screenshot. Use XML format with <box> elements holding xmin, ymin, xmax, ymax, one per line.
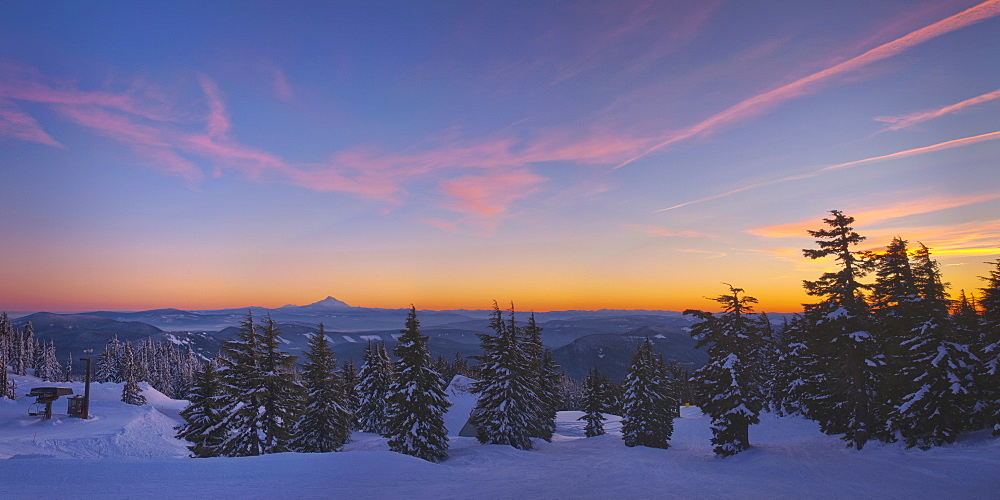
<box><xmin>9</xmin><ymin>296</ymin><xmax>705</xmax><ymax>379</ymax></box>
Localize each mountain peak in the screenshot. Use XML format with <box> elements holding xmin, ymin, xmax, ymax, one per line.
<box><xmin>306</xmin><ymin>296</ymin><xmax>350</xmax><ymax>308</ymax></box>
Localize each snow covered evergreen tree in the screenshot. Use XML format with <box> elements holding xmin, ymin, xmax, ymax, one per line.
<box><xmin>685</xmin><ymin>284</ymin><xmax>766</xmax><ymax>456</ymax></box>
<box><xmin>217</xmin><ymin>310</ymin><xmax>267</xmax><ymax>456</ymax></box>
<box><xmin>524</xmin><ymin>312</ymin><xmax>559</xmax><ymax>441</ymax></box>
<box><xmin>215</xmin><ymin>311</ymin><xmax>304</xmax><ymax>456</ymax></box>
<box><xmin>621</xmin><ymin>337</ymin><xmax>675</xmax><ymax>449</ymax></box>
<box><xmin>14</xmin><ymin>321</ymin><xmax>34</xmax><ymax>376</ymax></box>
<box><xmin>579</xmin><ymin>367</ymin><xmax>611</xmax><ymax>437</ymax></box>
<box><xmin>62</xmin><ymin>353</ymin><xmax>74</xmax><ymax>382</ymax></box>
<box><xmin>340</xmin><ymin>358</ymin><xmax>359</xmax><ymax>426</ymax></box>
<box><xmin>891</xmin><ymin>244</ymin><xmax>977</xmax><ymax>448</ymax></box>
<box><xmin>96</xmin><ymin>336</ymin><xmax>122</xmax><ymax>383</ymax></box>
<box><xmin>385</xmin><ymin>306</ymin><xmax>451</xmax><ymax>462</ymax></box>
<box><xmin>120</xmin><ymin>341</ymin><xmax>147</xmax><ymax>406</ymax></box>
<box><xmin>291</xmin><ymin>323</ymin><xmax>352</xmax><ymax>453</ymax></box>
<box><xmin>557</xmin><ymin>373</ymin><xmax>583</xmax><ymax>411</ymax></box>
<box><xmin>772</xmin><ymin>315</ymin><xmax>822</xmax><ymax>416</ymax></box>
<box><xmin>869</xmin><ymin>236</ymin><xmax>921</xmax><ymax>429</ymax></box>
<box><xmin>254</xmin><ymin>314</ymin><xmax>303</xmax><ymax>453</ymax></box>
<box><xmin>952</xmin><ymin>290</ymin><xmax>981</xmax><ymax>346</ymax></box>
<box><xmin>36</xmin><ymin>341</ymin><xmax>61</xmax><ymax>382</ymax></box>
<box><xmin>471</xmin><ymin>302</ymin><xmax>540</xmax><ymax>450</ymax></box>
<box><xmin>977</xmin><ymin>257</ymin><xmax>1000</xmax><ymax>435</ymax></box>
<box><xmin>176</xmin><ymin>361</ymin><xmax>226</xmax><ymax>457</ymax></box>
<box><xmin>799</xmin><ymin>210</ymin><xmax>880</xmax><ymax>449</ymax></box>
<box><xmin>355</xmin><ymin>340</ymin><xmax>395</xmax><ymax>434</ymax></box>
<box><xmin>0</xmin><ymin>312</ymin><xmax>15</xmax><ymax>399</ymax></box>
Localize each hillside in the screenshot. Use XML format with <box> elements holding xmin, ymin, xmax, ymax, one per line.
<box><xmin>9</xmin><ymin>303</ymin><xmax>708</xmax><ymax>377</ymax></box>
<box><xmin>2</xmin><ymin>372</ymin><xmax>997</xmax><ymax>498</ymax></box>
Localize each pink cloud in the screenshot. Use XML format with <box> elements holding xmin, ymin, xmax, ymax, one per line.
<box><xmin>196</xmin><ymin>74</ymin><xmax>230</xmax><ymax>139</ymax></box>
<box><xmin>875</xmin><ymin>87</ymin><xmax>1000</xmax><ymax>131</ymax></box>
<box><xmin>262</xmin><ymin>63</ymin><xmax>295</xmax><ymax>102</ymax></box>
<box><xmin>0</xmin><ymin>60</ymin><xmax>178</xmax><ymax>122</ymax></box>
<box><xmin>0</xmin><ymin>63</ymin><xmax>635</xmax><ymax>232</ymax></box>
<box><xmin>53</xmin><ymin>103</ymin><xmax>202</xmax><ymax>182</ymax></box>
<box><xmin>0</xmin><ymin>99</ymin><xmax>62</xmax><ymax>147</ymax></box>
<box><xmin>749</xmin><ymin>191</ymin><xmax>1000</xmax><ymax>239</ymax></box>
<box><xmin>440</xmin><ymin>168</ymin><xmax>546</xmax><ymax>219</ymax></box>
<box><xmin>615</xmin><ymin>0</ymin><xmax>1000</xmax><ymax>169</ymax></box>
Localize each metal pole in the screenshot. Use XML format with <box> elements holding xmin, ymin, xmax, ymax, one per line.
<box><xmin>80</xmin><ymin>349</ymin><xmax>93</xmax><ymax>419</ymax></box>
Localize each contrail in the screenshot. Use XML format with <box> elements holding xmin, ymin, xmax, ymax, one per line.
<box><xmin>616</xmin><ymin>0</ymin><xmax>1000</xmax><ymax>170</ymax></box>
<box><xmin>875</xmin><ymin>87</ymin><xmax>1000</xmax><ymax>132</ymax></box>
<box><xmin>654</xmin><ymin>130</ymin><xmax>1000</xmax><ymax>212</ymax></box>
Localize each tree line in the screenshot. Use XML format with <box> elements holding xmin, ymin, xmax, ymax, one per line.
<box><xmin>567</xmin><ymin>210</ymin><xmax>999</xmax><ymax>456</ymax></box>
<box><xmin>0</xmin><ymin>315</ymin><xmax>205</xmax><ymax>406</ymax></box>
<box><xmin>5</xmin><ymin>209</ymin><xmax>999</xmax><ymax>460</ymax></box>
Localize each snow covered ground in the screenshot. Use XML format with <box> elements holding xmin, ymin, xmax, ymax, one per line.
<box><xmin>2</xmin><ymin>373</ymin><xmax>998</xmax><ymax>499</ymax></box>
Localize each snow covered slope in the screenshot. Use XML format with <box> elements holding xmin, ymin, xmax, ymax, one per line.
<box><xmin>0</xmin><ymin>375</ymin><xmax>188</xmax><ymax>459</ymax></box>
<box><xmin>1</xmin><ymin>372</ymin><xmax>998</xmax><ymax>499</ymax></box>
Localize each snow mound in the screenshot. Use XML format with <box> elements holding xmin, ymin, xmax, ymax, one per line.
<box><xmin>443</xmin><ymin>375</ymin><xmax>478</xmax><ymax>436</ymax></box>
<box><xmin>0</xmin><ymin>375</ymin><xmax>189</xmax><ymax>459</ymax></box>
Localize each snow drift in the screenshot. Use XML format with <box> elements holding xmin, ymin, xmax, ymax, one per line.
<box><xmin>1</xmin><ymin>373</ymin><xmax>998</xmax><ymax>498</ymax></box>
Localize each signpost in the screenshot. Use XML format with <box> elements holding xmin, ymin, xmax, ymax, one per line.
<box><xmin>80</xmin><ymin>349</ymin><xmax>93</xmax><ymax>419</ymax></box>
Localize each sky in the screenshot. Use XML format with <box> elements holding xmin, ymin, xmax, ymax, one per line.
<box><xmin>1</xmin><ymin>0</ymin><xmax>998</xmax><ymax>313</ymax></box>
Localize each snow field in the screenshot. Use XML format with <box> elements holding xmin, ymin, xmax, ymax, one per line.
<box><xmin>1</xmin><ymin>373</ymin><xmax>998</xmax><ymax>499</ymax></box>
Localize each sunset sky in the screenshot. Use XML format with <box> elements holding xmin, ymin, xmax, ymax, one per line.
<box><xmin>1</xmin><ymin>1</ymin><xmax>998</xmax><ymax>313</ymax></box>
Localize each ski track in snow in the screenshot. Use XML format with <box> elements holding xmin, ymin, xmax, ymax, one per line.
<box><xmin>1</xmin><ymin>373</ymin><xmax>998</xmax><ymax>499</ymax></box>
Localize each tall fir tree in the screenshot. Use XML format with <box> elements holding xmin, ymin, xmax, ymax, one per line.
<box><xmin>579</xmin><ymin>367</ymin><xmax>611</xmax><ymax>437</ymax></box>
<box><xmin>217</xmin><ymin>310</ymin><xmax>267</xmax><ymax>456</ymax></box>
<box><xmin>385</xmin><ymin>306</ymin><xmax>451</xmax><ymax>462</ymax></box>
<box><xmin>355</xmin><ymin>341</ymin><xmax>395</xmax><ymax>434</ymax></box>
<box><xmin>62</xmin><ymin>353</ymin><xmax>75</xmax><ymax>383</ymax></box>
<box><xmin>1</xmin><ymin>312</ymin><xmax>13</xmax><ymax>399</ymax></box>
<box><xmin>36</xmin><ymin>341</ymin><xmax>61</xmax><ymax>382</ymax></box>
<box><xmin>891</xmin><ymin>244</ymin><xmax>977</xmax><ymax>448</ymax></box>
<box><xmin>524</xmin><ymin>312</ymin><xmax>559</xmax><ymax>441</ymax></box>
<box><xmin>471</xmin><ymin>302</ymin><xmax>540</xmax><ymax>450</ymax></box>
<box><xmin>96</xmin><ymin>336</ymin><xmax>122</xmax><ymax>383</ymax></box>
<box><xmin>120</xmin><ymin>341</ymin><xmax>147</xmax><ymax>406</ymax></box>
<box><xmin>255</xmin><ymin>314</ymin><xmax>303</xmax><ymax>454</ymax></box>
<box><xmin>952</xmin><ymin>290</ymin><xmax>981</xmax><ymax>347</ymax></box>
<box><xmin>977</xmin><ymin>257</ymin><xmax>1000</xmax><ymax>435</ymax></box>
<box><xmin>772</xmin><ymin>314</ymin><xmax>821</xmax><ymax>416</ymax></box>
<box><xmin>557</xmin><ymin>373</ymin><xmax>584</xmax><ymax>411</ymax></box>
<box><xmin>292</xmin><ymin>323</ymin><xmax>352</xmax><ymax>453</ymax></box>
<box><xmin>17</xmin><ymin>321</ymin><xmax>34</xmax><ymax>376</ymax></box>
<box><xmin>176</xmin><ymin>362</ymin><xmax>227</xmax><ymax>457</ymax></box>
<box><xmin>799</xmin><ymin>210</ymin><xmax>881</xmax><ymax>449</ymax></box>
<box><xmin>621</xmin><ymin>337</ymin><xmax>675</xmax><ymax>449</ymax></box>
<box><xmin>685</xmin><ymin>284</ymin><xmax>766</xmax><ymax>456</ymax></box>
<box><xmin>339</xmin><ymin>358</ymin><xmax>360</xmax><ymax>427</ymax></box>
<box><xmin>870</xmin><ymin>237</ymin><xmax>921</xmax><ymax>432</ymax></box>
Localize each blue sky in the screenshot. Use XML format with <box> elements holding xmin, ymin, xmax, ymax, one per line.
<box><xmin>1</xmin><ymin>1</ymin><xmax>998</xmax><ymax>312</ymax></box>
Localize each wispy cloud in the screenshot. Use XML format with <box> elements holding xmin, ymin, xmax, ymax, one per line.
<box><xmin>197</xmin><ymin>74</ymin><xmax>230</xmax><ymax>139</ymax></box>
<box><xmin>655</xmin><ymin>130</ymin><xmax>1000</xmax><ymax>212</ymax></box>
<box><xmin>749</xmin><ymin>191</ymin><xmax>1000</xmax><ymax>238</ymax></box>
<box><xmin>748</xmin><ymin>194</ymin><xmax>1000</xmax><ymax>261</ymax></box>
<box><xmin>4</xmin><ymin>63</ymin><xmax>633</xmax><ymax>232</ymax></box>
<box><xmin>615</xmin><ymin>0</ymin><xmax>1000</xmax><ymax>170</ymax></box>
<box><xmin>866</xmin><ymin>220</ymin><xmax>1000</xmax><ymax>257</ymax></box>
<box><xmin>262</xmin><ymin>63</ymin><xmax>295</xmax><ymax>102</ymax></box>
<box><xmin>0</xmin><ymin>99</ymin><xmax>63</xmax><ymax>147</ymax></box>
<box><xmin>875</xmin><ymin>87</ymin><xmax>1000</xmax><ymax>131</ymax></box>
<box><xmin>437</xmin><ymin>168</ymin><xmax>546</xmax><ymax>234</ymax></box>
